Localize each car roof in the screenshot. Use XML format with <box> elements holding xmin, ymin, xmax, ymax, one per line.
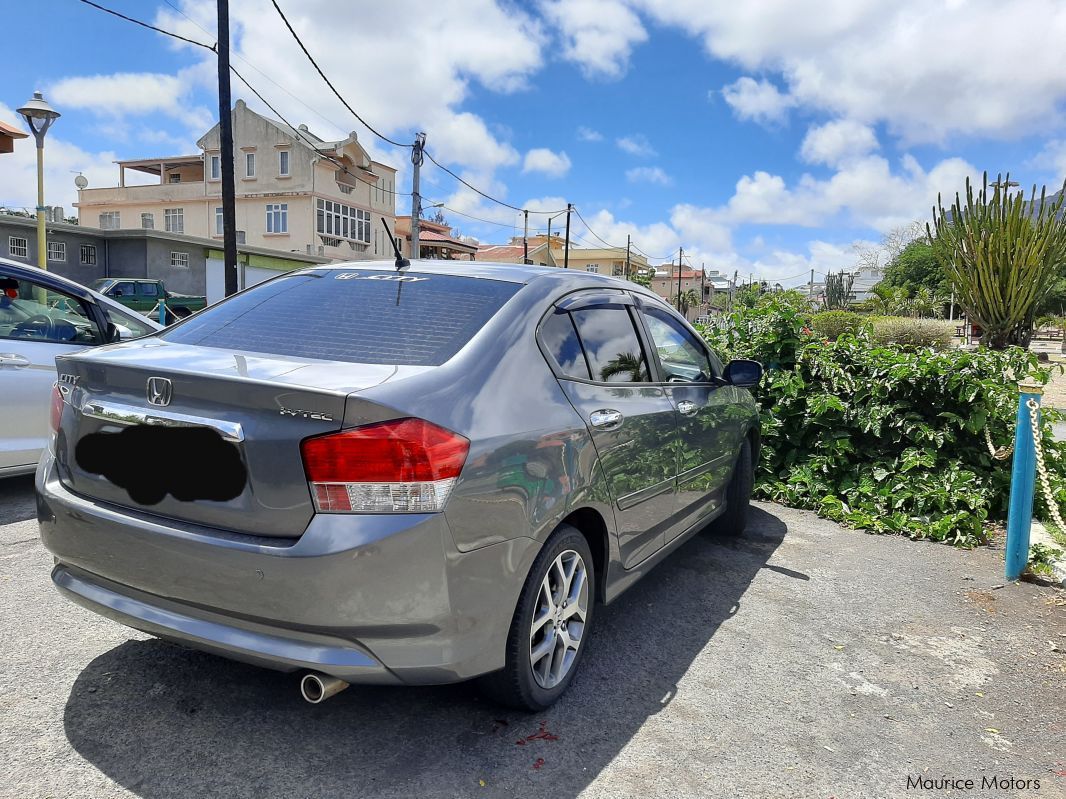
<box><xmin>304</xmin><ymin>258</ymin><xmax>660</xmax><ymax>295</ymax></box>
<box><xmin>0</xmin><ymin>256</ymin><xmax>96</xmax><ymax>299</ymax></box>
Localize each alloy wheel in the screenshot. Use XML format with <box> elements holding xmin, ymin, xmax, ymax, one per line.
<box><xmin>528</xmin><ymin>549</ymin><xmax>589</xmax><ymax>689</ymax></box>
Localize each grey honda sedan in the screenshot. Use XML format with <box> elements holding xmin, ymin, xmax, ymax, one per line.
<box><xmin>37</xmin><ymin>261</ymin><xmax>761</xmax><ymax>710</ymax></box>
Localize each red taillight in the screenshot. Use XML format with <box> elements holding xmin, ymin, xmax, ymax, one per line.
<box><xmin>49</xmin><ymin>384</ymin><xmax>64</xmax><ymax>433</ymax></box>
<box><xmin>301</xmin><ymin>418</ymin><xmax>469</xmax><ymax>513</ymax></box>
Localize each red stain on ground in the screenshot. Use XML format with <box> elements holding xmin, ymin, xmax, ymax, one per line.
<box><xmin>533</xmin><ymin>758</ymin><xmax>545</xmax><ymax>770</ymax></box>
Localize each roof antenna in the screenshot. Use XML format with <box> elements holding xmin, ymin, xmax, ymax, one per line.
<box><xmin>381</xmin><ymin>217</ymin><xmax>409</xmax><ymax>270</ymax></box>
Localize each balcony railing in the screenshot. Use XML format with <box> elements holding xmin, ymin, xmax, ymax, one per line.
<box><xmin>76</xmin><ymin>182</ymin><xmax>209</xmax><ymax>205</ymax></box>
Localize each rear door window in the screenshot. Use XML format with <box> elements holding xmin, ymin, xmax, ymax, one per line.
<box><xmin>161</xmin><ymin>270</ymin><xmax>521</xmax><ymax>366</ymax></box>
<box><xmin>538</xmin><ymin>310</ymin><xmax>591</xmax><ymax>379</ymax></box>
<box><xmin>140</xmin><ymin>282</ymin><xmax>159</xmax><ymax>297</ymax></box>
<box><xmin>570</xmin><ymin>306</ymin><xmax>650</xmax><ymax>383</ymax></box>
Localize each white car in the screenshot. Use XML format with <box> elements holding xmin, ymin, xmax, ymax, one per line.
<box><xmin>0</xmin><ymin>258</ymin><xmax>162</xmax><ymax>477</ymax></box>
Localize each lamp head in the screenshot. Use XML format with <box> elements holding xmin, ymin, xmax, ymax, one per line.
<box><xmin>17</xmin><ymin>91</ymin><xmax>60</xmax><ymax>138</ymax></box>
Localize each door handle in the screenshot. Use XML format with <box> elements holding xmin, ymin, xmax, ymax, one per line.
<box><xmin>0</xmin><ymin>353</ymin><xmax>31</xmax><ymax>368</ymax></box>
<box><xmin>589</xmin><ymin>409</ymin><xmax>624</xmax><ymax>429</ymax></box>
<box><xmin>677</xmin><ymin>400</ymin><xmax>698</xmax><ymax>416</ymax></box>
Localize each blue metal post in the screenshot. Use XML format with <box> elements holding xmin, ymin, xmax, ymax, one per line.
<box><xmin>158</xmin><ymin>299</ymin><xmax>166</xmax><ymax>326</ymax></box>
<box><xmin>1005</xmin><ymin>380</ymin><xmax>1043</xmax><ymax>580</ymax></box>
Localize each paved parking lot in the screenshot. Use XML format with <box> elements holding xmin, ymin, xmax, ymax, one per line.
<box><xmin>1</xmin><ymin>474</ymin><xmax>1063</xmax><ymax>798</ymax></box>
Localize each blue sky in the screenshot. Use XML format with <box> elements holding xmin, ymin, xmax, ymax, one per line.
<box><xmin>3</xmin><ymin>0</ymin><xmax>1066</xmax><ymax>285</ymax></box>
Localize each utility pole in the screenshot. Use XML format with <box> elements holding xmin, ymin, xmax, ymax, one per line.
<box><xmin>523</xmin><ymin>209</ymin><xmax>529</xmax><ymax>264</ymax></box>
<box><xmin>410</xmin><ymin>132</ymin><xmax>426</xmax><ymax>261</ymax></box>
<box><xmin>625</xmin><ymin>234</ymin><xmax>631</xmax><ymax>280</ymax></box>
<box><xmin>676</xmin><ymin>247</ymin><xmax>683</xmax><ymax>312</ymax></box>
<box><xmin>217</xmin><ymin>0</ymin><xmax>238</xmax><ymax>297</ymax></box>
<box><xmin>700</xmin><ymin>262</ymin><xmax>705</xmax><ymax>314</ymax></box>
<box><xmin>809</xmin><ymin>268</ymin><xmax>814</xmax><ymax>301</ymax></box>
<box><xmin>563</xmin><ymin>203</ymin><xmax>572</xmax><ymax>268</ymax></box>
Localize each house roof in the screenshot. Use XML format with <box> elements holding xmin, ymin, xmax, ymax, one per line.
<box><xmin>417</xmin><ymin>230</ymin><xmax>477</xmax><ymax>252</ymax></box>
<box><xmin>0</xmin><ymin>121</ymin><xmax>27</xmax><ymax>140</ymax></box>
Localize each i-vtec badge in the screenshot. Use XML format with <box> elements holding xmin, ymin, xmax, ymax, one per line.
<box><xmin>279</xmin><ymin>407</ymin><xmax>334</xmax><ymax>421</ymax></box>
<box><xmin>335</xmin><ymin>273</ymin><xmax>428</xmax><ymax>282</ymax></box>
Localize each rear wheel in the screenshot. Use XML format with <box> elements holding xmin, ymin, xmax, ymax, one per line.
<box><xmin>480</xmin><ymin>524</ymin><xmax>594</xmax><ymax>711</ymax></box>
<box><xmin>710</xmin><ymin>438</ymin><xmax>753</xmax><ymax>536</ymax></box>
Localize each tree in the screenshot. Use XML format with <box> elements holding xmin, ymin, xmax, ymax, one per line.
<box><xmin>676</xmin><ymin>288</ymin><xmax>701</xmax><ymax>316</ymax></box>
<box><xmin>880</xmin><ymin>239</ymin><xmax>949</xmax><ymax>297</ymax></box>
<box><xmin>628</xmin><ymin>267</ymin><xmax>652</xmax><ymax>288</ymax></box>
<box><xmin>930</xmin><ymin>172</ymin><xmax>1066</xmax><ymax>349</ymax></box>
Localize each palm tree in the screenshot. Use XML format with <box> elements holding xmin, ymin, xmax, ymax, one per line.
<box><xmin>599</xmin><ymin>352</ymin><xmax>648</xmax><ymax>382</ymax></box>
<box><xmin>674</xmin><ymin>288</ymin><xmax>701</xmax><ymax>316</ymax></box>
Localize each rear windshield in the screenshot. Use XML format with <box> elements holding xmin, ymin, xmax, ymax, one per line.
<box><xmin>161</xmin><ymin>270</ymin><xmax>521</xmax><ymax>366</ymax></box>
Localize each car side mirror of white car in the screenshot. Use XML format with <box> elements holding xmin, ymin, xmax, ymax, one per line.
<box><xmin>106</xmin><ymin>322</ymin><xmax>121</xmax><ymax>343</ymax></box>
<box><xmin>724</xmin><ymin>359</ymin><xmax>762</xmax><ymax>388</ymax></box>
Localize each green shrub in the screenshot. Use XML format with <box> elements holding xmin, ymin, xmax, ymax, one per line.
<box><xmin>869</xmin><ymin>316</ymin><xmax>954</xmax><ymax>350</ymax></box>
<box><xmin>702</xmin><ymin>300</ymin><xmax>1066</xmax><ymax>547</ymax></box>
<box><xmin>811</xmin><ymin>310</ymin><xmax>865</xmax><ymax>341</ymax></box>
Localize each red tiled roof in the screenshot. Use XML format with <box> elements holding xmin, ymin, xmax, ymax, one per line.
<box><xmin>0</xmin><ymin>121</ymin><xmax>27</xmax><ymax>139</ymax></box>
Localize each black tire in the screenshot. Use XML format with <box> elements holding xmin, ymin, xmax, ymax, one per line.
<box><xmin>710</xmin><ymin>438</ymin><xmax>753</xmax><ymax>536</ymax></box>
<box><xmin>172</xmin><ymin>306</ymin><xmax>191</xmax><ymax>318</ymax></box>
<box><xmin>479</xmin><ymin>524</ymin><xmax>595</xmax><ymax>711</ymax></box>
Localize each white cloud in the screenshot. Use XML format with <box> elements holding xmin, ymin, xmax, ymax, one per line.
<box><xmin>0</xmin><ymin>103</ymin><xmax>130</xmax><ymax>212</ymax></box>
<box><xmin>720</xmin><ymin>77</ymin><xmax>795</xmax><ymax>126</ymax></box>
<box><xmin>1029</xmin><ymin>139</ymin><xmax>1066</xmax><ymax>184</ymax></box>
<box><xmin>154</xmin><ymin>0</ymin><xmax>544</xmax><ymax>181</ymax></box>
<box><xmin>636</xmin><ymin>0</ymin><xmax>1066</xmax><ymax>142</ymax></box>
<box><xmin>577</xmin><ymin>125</ymin><xmax>604</xmax><ymax>142</ymax></box>
<box><xmin>719</xmin><ymin>153</ymin><xmax>976</xmax><ymax>233</ymax></box>
<box><xmin>616</xmin><ymin>134</ymin><xmax>657</xmax><ymax>157</ymax></box>
<box><xmin>626</xmin><ymin>166</ymin><xmax>672</xmax><ymax>185</ymax></box>
<box><xmin>49</xmin><ymin>72</ymin><xmax>189</xmax><ymax>117</ymax></box>
<box><xmin>800</xmin><ymin>119</ymin><xmax>879</xmax><ymax>167</ymax></box>
<box><xmin>523</xmin><ymin>147</ymin><xmax>572</xmax><ymax>177</ymax></box>
<box><xmin>539</xmin><ymin>0</ymin><xmax>648</xmax><ymax>79</ymax></box>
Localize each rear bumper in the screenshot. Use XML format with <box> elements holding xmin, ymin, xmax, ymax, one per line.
<box><xmin>36</xmin><ymin>453</ymin><xmax>539</xmax><ymax>684</ymax></box>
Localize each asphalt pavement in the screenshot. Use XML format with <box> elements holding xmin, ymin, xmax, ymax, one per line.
<box><xmin>1</xmin><ymin>474</ymin><xmax>1063</xmax><ymax>799</ymax></box>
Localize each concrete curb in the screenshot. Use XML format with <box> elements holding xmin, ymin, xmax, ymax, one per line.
<box><xmin>1029</xmin><ymin>520</ymin><xmax>1066</xmax><ymax>587</ymax></box>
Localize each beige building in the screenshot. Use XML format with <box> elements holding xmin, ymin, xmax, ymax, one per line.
<box><xmin>476</xmin><ymin>234</ymin><xmax>651</xmax><ymax>277</ymax></box>
<box><xmin>75</xmin><ymin>100</ymin><xmax>398</xmax><ymax>262</ymax></box>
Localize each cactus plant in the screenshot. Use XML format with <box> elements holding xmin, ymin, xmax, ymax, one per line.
<box><xmin>929</xmin><ymin>172</ymin><xmax>1066</xmax><ymax>349</ymax></box>
<box><xmin>824</xmin><ymin>270</ymin><xmax>855</xmax><ymax>310</ymax></box>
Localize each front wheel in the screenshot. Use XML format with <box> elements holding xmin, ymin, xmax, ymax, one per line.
<box><xmin>479</xmin><ymin>524</ymin><xmax>594</xmax><ymax>711</ymax></box>
<box><xmin>710</xmin><ymin>438</ymin><xmax>753</xmax><ymax>536</ymax></box>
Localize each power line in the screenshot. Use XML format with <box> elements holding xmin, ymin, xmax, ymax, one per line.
<box><xmin>230</xmin><ymin>66</ymin><xmax>411</xmax><ymax>200</ymax></box>
<box><xmin>422</xmin><ymin>149</ymin><xmax>570</xmax><ymax>216</ymax></box>
<box><xmin>161</xmin><ymin>0</ymin><xmax>354</xmax><ymax>139</ymax></box>
<box><xmin>78</xmin><ymin>0</ymin><xmax>215</xmax><ymax>49</ymax></box>
<box><xmin>269</xmin><ymin>0</ymin><xmax>411</xmax><ymax>149</ymax></box>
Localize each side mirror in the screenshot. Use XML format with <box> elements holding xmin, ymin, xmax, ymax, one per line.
<box><xmin>106</xmin><ymin>322</ymin><xmax>121</xmax><ymax>343</ymax></box>
<box><xmin>724</xmin><ymin>359</ymin><xmax>762</xmax><ymax>388</ymax></box>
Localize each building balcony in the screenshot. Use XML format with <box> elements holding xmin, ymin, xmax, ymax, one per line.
<box><xmin>76</xmin><ymin>182</ymin><xmax>209</xmax><ymax>207</ymax></box>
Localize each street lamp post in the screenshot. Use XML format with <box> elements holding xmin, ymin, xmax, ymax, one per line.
<box><xmin>17</xmin><ymin>92</ymin><xmax>60</xmax><ymax>272</ymax></box>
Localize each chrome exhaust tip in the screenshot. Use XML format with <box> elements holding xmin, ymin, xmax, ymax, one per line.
<box><xmin>300</xmin><ymin>672</ymin><xmax>349</xmax><ymax>704</ymax></box>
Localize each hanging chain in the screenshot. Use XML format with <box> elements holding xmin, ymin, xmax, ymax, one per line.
<box><xmin>984</xmin><ymin>424</ymin><xmax>1014</xmax><ymax>460</ymax></box>
<box><xmin>1026</xmin><ymin>397</ymin><xmax>1066</xmax><ymax>534</ymax></box>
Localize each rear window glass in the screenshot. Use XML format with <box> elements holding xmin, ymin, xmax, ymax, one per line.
<box><xmin>161</xmin><ymin>270</ymin><xmax>521</xmax><ymax>366</ymax></box>
<box><xmin>571</xmin><ymin>306</ymin><xmax>650</xmax><ymax>383</ymax></box>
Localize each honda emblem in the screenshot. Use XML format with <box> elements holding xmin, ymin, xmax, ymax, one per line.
<box><xmin>146</xmin><ymin>377</ymin><xmax>173</xmax><ymax>407</ymax></box>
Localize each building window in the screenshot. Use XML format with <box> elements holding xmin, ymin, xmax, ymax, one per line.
<box><xmin>215</xmin><ymin>207</ymin><xmax>223</xmax><ymax>236</ymax></box>
<box><xmin>47</xmin><ymin>241</ymin><xmax>66</xmax><ymax>262</ymax></box>
<box><xmin>265</xmin><ymin>203</ymin><xmax>288</xmax><ymax>234</ymax></box>
<box><xmin>338</xmin><ymin>183</ymin><xmax>353</xmax><ymax>195</ymax></box>
<box><xmin>245</xmin><ymin>152</ymin><xmax>255</xmax><ymax>178</ymax></box>
<box><xmin>278</xmin><ymin>150</ymin><xmax>289</xmax><ymax>176</ymax></box>
<box><xmin>141</xmin><ymin>212</ymin><xmax>154</xmax><ymax>229</ymax></box>
<box><xmin>8</xmin><ymin>236</ymin><xmax>27</xmax><ymax>258</ymax></box>
<box><xmin>170</xmin><ymin>251</ymin><xmax>190</xmax><ymax>268</ymax></box>
<box><xmin>586</xmin><ymin>264</ymin><xmax>599</xmax><ymax>273</ymax></box>
<box><xmin>168</xmin><ymin>173</ymin><xmax>181</xmax><ymax>184</ymax></box>
<box><xmin>80</xmin><ymin>244</ymin><xmax>97</xmax><ymax>265</ymax></box>
<box><xmin>210</xmin><ymin>155</ymin><xmax>220</xmax><ymax>180</ymax></box>
<box><xmin>316</xmin><ymin>199</ymin><xmax>370</xmax><ymax>243</ymax></box>
<box><xmin>99</xmin><ymin>211</ymin><xmax>120</xmax><ymax>230</ymax></box>
<box><xmin>164</xmin><ymin>208</ymin><xmax>184</xmax><ymax>234</ymax></box>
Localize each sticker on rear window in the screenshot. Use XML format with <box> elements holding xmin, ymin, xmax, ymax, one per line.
<box><xmin>335</xmin><ymin>273</ymin><xmax>428</xmax><ymax>282</ymax></box>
